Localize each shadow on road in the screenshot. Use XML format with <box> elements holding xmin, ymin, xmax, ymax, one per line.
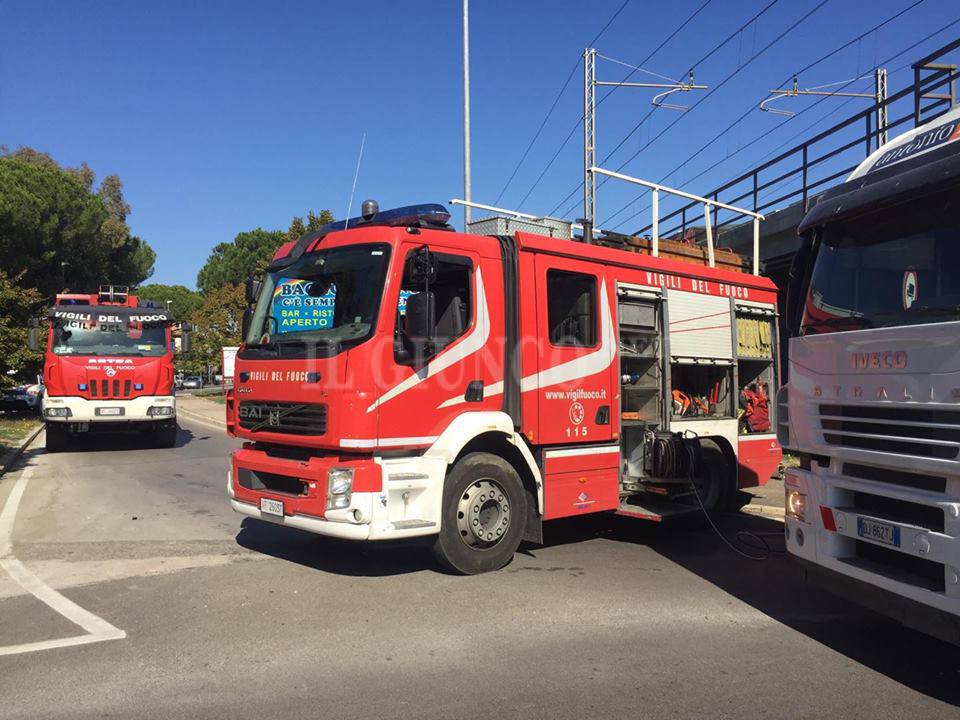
<box><xmin>233</xmin><ymin>501</ymin><xmax>960</xmax><ymax>706</ymax></box>
<box><xmin>235</xmin><ymin>517</ymin><xmax>435</xmax><ymax>577</ymax></box>
<box><xmin>39</xmin><ymin>424</ymin><xmax>199</xmax><ymax>453</ymax></box>
<box><xmin>538</xmin><ymin>510</ymin><xmax>960</xmax><ymax>708</ymax></box>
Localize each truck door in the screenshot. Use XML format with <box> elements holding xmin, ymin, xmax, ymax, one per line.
<box><xmin>533</xmin><ymin>255</ymin><xmax>615</xmax><ymax>445</ymax></box>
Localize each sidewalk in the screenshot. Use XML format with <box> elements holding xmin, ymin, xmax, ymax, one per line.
<box><xmin>176</xmin><ymin>393</ymin><xmax>226</xmax><ymax>428</ymax></box>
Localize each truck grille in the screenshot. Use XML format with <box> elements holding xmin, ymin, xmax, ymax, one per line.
<box><xmin>819</xmin><ymin>404</ymin><xmax>960</xmax><ymax>460</ymax></box>
<box><xmin>89</xmin><ymin>379</ymin><xmax>133</xmax><ymax>398</ymax></box>
<box><xmin>237</xmin><ymin>401</ymin><xmax>327</xmax><ymax>436</ymax></box>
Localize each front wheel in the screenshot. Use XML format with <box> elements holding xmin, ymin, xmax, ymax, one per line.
<box><xmin>432</xmin><ymin>452</ymin><xmax>527</xmax><ymax>575</ymax></box>
<box><xmin>152</xmin><ymin>422</ymin><xmax>178</xmax><ymax>448</ymax></box>
<box><xmin>45</xmin><ymin>422</ymin><xmax>70</xmax><ymax>453</ymax></box>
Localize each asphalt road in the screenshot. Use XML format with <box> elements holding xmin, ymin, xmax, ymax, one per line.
<box><xmin>0</xmin><ymin>416</ymin><xmax>958</xmax><ymax>720</ymax></box>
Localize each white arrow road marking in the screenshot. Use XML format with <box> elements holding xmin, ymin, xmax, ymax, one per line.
<box><xmin>0</xmin><ymin>451</ymin><xmax>126</xmax><ymax>656</ymax></box>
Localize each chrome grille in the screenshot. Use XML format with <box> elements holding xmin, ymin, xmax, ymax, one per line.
<box><xmin>237</xmin><ymin>401</ymin><xmax>327</xmax><ymax>436</ymax></box>
<box><xmin>819</xmin><ymin>404</ymin><xmax>960</xmax><ymax>460</ymax></box>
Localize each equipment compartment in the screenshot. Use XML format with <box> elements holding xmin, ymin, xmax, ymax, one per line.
<box><xmin>734</xmin><ymin>305</ymin><xmax>776</xmax><ymax>434</ymax></box>
<box><xmin>669</xmin><ymin>362</ymin><xmax>733</xmax><ymax>419</ymax></box>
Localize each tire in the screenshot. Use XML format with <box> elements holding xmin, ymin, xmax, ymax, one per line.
<box><xmin>688</xmin><ymin>441</ymin><xmax>729</xmax><ymax>513</ymax></box>
<box><xmin>45</xmin><ymin>422</ymin><xmax>70</xmax><ymax>453</ymax></box>
<box><xmin>153</xmin><ymin>422</ymin><xmax>178</xmax><ymax>448</ymax></box>
<box><xmin>432</xmin><ymin>452</ymin><xmax>527</xmax><ymax>575</ymax></box>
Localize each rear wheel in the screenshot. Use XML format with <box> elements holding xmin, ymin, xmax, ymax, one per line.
<box><xmin>45</xmin><ymin>422</ymin><xmax>70</xmax><ymax>453</ymax></box>
<box><xmin>688</xmin><ymin>441</ymin><xmax>729</xmax><ymax>513</ymax></box>
<box><xmin>432</xmin><ymin>452</ymin><xmax>527</xmax><ymax>575</ymax></box>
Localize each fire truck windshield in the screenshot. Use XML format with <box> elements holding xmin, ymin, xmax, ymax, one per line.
<box><xmin>52</xmin><ymin>321</ymin><xmax>168</xmax><ymax>357</ymax></box>
<box><xmin>243</xmin><ymin>243</ymin><xmax>391</xmax><ymax>356</ymax></box>
<box><xmin>801</xmin><ymin>189</ymin><xmax>960</xmax><ymax>334</ymax></box>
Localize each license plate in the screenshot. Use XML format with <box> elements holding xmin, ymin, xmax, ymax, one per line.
<box><xmin>857</xmin><ymin>517</ymin><xmax>900</xmax><ymax>547</ymax></box>
<box><xmin>96</xmin><ymin>407</ymin><xmax>123</xmax><ymax>416</ymax></box>
<box><xmin>259</xmin><ymin>497</ymin><xmax>284</xmax><ymax>517</ymax></box>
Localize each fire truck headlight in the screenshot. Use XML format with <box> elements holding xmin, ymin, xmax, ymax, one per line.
<box><xmin>44</xmin><ymin>407</ymin><xmax>71</xmax><ymax>418</ymax></box>
<box><xmin>147</xmin><ymin>406</ymin><xmax>175</xmax><ymax>417</ymax></box>
<box><xmin>328</xmin><ymin>468</ymin><xmax>354</xmax><ymax>496</ymax></box>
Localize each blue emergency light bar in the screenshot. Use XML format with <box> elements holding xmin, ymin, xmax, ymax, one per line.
<box><xmin>269</xmin><ymin>202</ymin><xmax>453</xmax><ymax>271</ymax></box>
<box><xmin>319</xmin><ymin>203</ymin><xmax>451</xmax><ymax>233</ymax></box>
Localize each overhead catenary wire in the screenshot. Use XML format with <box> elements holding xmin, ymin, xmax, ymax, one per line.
<box><xmin>548</xmin><ymin>0</ymin><xmax>783</xmax><ymax>218</ymax></box>
<box><xmin>492</xmin><ymin>0</ymin><xmax>632</xmax><ymax>206</ymax></box>
<box><xmin>605</xmin><ymin>6</ymin><xmax>955</xmax><ymax>232</ymax></box>
<box><xmin>513</xmin><ymin>0</ymin><xmax>714</xmax><ymax>210</ymax></box>
<box><xmin>598</xmin><ymin>0</ymin><xmax>928</xmax><ymax>228</ymax></box>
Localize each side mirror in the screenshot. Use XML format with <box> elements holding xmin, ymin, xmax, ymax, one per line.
<box><xmin>404</xmin><ymin>291</ymin><xmax>435</xmax><ymax>345</ymax></box>
<box><xmin>27</xmin><ymin>318</ymin><xmax>39</xmax><ymax>352</ymax></box>
<box><xmin>409</xmin><ymin>246</ymin><xmax>437</xmax><ymax>284</ymax></box>
<box><xmin>242</xmin><ymin>307</ymin><xmax>254</xmax><ymax>341</ymax></box>
<box><xmin>244</xmin><ymin>276</ymin><xmax>262</xmax><ymax>305</ymax></box>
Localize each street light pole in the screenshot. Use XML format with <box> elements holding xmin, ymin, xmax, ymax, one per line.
<box><xmin>463</xmin><ymin>0</ymin><xmax>472</xmax><ymax>231</ymax></box>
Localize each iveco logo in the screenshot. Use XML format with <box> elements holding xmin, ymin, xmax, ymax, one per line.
<box><xmin>851</xmin><ymin>351</ymin><xmax>907</xmax><ymax>370</ymax></box>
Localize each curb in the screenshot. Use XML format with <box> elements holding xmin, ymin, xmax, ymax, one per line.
<box><xmin>0</xmin><ymin>423</ymin><xmax>43</xmax><ymax>479</ymax></box>
<box><xmin>741</xmin><ymin>504</ymin><xmax>786</xmax><ymax>522</ymax></box>
<box><xmin>176</xmin><ymin>405</ymin><xmax>226</xmax><ymax>429</ymax></box>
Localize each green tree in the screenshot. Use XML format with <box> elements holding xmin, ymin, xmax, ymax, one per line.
<box><xmin>135</xmin><ymin>283</ymin><xmax>203</xmax><ymax>321</ymax></box>
<box><xmin>0</xmin><ymin>271</ymin><xmax>43</xmax><ymax>390</ymax></box>
<box><xmin>183</xmin><ymin>284</ymin><xmax>246</xmax><ymax>374</ymax></box>
<box><xmin>195</xmin><ymin>228</ymin><xmax>286</xmax><ymax>294</ymax></box>
<box><xmin>195</xmin><ymin>209</ymin><xmax>334</xmax><ymax>294</ymax></box>
<box><xmin>0</xmin><ymin>149</ymin><xmax>155</xmax><ymax>298</ymax></box>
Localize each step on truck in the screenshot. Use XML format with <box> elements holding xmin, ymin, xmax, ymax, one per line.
<box><xmin>227</xmin><ymin>182</ymin><xmax>783</xmax><ymax>574</ymax></box>
<box><xmin>29</xmin><ymin>285</ymin><xmax>190</xmax><ymax>451</ymax></box>
<box><xmin>782</xmin><ymin>106</ymin><xmax>960</xmax><ymax>643</ymax></box>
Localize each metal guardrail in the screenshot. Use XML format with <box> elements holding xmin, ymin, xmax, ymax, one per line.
<box><xmin>634</xmin><ymin>38</ymin><xmax>960</xmax><ymax>244</ymax></box>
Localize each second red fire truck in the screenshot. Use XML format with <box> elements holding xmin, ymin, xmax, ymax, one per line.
<box><xmin>227</xmin><ymin>201</ymin><xmax>782</xmax><ymax>573</ymax></box>
<box><xmin>31</xmin><ymin>285</ymin><xmax>185</xmax><ymax>451</ymax></box>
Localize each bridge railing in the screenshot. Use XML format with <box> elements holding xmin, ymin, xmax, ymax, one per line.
<box><xmin>634</xmin><ymin>38</ymin><xmax>960</xmax><ymax>246</ymax></box>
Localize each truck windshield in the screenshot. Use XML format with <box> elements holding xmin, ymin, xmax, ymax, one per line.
<box><xmin>52</xmin><ymin>321</ymin><xmax>169</xmax><ymax>357</ymax></box>
<box><xmin>243</xmin><ymin>243</ymin><xmax>391</xmax><ymax>356</ymax></box>
<box><xmin>801</xmin><ymin>189</ymin><xmax>960</xmax><ymax>334</ymax></box>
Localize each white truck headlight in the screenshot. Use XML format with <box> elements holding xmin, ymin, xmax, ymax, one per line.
<box><xmin>326</xmin><ymin>467</ymin><xmax>354</xmax><ymax>510</ymax></box>
<box><xmin>148</xmin><ymin>406</ymin><xmax>175</xmax><ymax>417</ymax></box>
<box><xmin>785</xmin><ymin>471</ymin><xmax>807</xmax><ymax>522</ymax></box>
<box><xmin>44</xmin><ymin>407</ymin><xmax>71</xmax><ymax>418</ymax></box>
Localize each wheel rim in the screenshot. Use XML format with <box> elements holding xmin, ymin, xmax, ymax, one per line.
<box><xmin>456</xmin><ymin>479</ymin><xmax>511</xmax><ymax>549</ymax></box>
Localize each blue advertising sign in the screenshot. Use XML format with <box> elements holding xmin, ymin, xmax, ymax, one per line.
<box><xmin>272</xmin><ymin>279</ymin><xmax>336</xmax><ymax>333</ymax></box>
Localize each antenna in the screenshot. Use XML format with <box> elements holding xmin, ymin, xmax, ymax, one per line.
<box><xmin>344</xmin><ymin>133</ymin><xmax>366</xmax><ymax>223</ymax></box>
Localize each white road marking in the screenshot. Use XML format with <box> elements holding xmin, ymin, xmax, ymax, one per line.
<box><xmin>0</xmin><ymin>445</ymin><xmax>126</xmax><ymax>656</ymax></box>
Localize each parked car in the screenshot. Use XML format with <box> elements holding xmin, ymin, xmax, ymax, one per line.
<box><xmin>0</xmin><ymin>375</ymin><xmax>44</xmax><ymax>414</ymax></box>
<box><xmin>181</xmin><ymin>375</ymin><xmax>203</xmax><ymax>390</ymax></box>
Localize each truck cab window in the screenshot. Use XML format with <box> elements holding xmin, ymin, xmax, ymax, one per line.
<box><xmin>395</xmin><ymin>251</ymin><xmax>473</xmax><ymax>362</ymax></box>
<box><xmin>547</xmin><ymin>270</ymin><xmax>597</xmax><ymax>347</ymax></box>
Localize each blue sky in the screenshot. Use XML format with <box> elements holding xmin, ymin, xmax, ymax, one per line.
<box><xmin>2</xmin><ymin>0</ymin><xmax>956</xmax><ymax>288</ymax></box>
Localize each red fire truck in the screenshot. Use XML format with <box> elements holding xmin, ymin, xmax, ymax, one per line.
<box><xmin>227</xmin><ymin>200</ymin><xmax>782</xmax><ymax>573</ymax></box>
<box><xmin>30</xmin><ymin>285</ymin><xmax>186</xmax><ymax>451</ymax></box>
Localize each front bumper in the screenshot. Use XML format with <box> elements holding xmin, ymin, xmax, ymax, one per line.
<box><xmin>229</xmin><ymin>444</ymin><xmax>447</xmax><ymax>541</ymax></box>
<box><xmin>42</xmin><ymin>395</ymin><xmax>175</xmax><ymax>423</ymax></box>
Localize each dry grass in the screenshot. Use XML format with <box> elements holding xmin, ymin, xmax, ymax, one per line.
<box><xmin>0</xmin><ymin>416</ymin><xmax>40</xmax><ymax>457</ymax></box>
